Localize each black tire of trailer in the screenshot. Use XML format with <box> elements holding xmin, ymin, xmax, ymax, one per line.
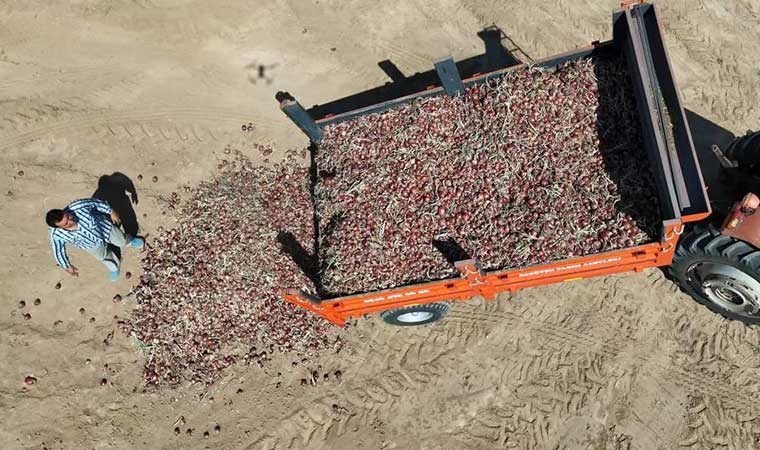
<box><xmin>669</xmin><ymin>225</ymin><xmax>760</xmax><ymax>325</ymax></box>
<box><xmin>380</xmin><ymin>302</ymin><xmax>451</xmax><ymax>326</ymax></box>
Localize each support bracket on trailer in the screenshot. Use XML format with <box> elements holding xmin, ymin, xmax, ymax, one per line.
<box><xmin>283</xmin><ymin>288</ymin><xmax>321</xmax><ymax>305</ymax></box>
<box><xmin>278</xmin><ymin>96</ymin><xmax>323</xmax><ymax>144</ymax></box>
<box><xmin>620</xmin><ymin>0</ymin><xmax>644</xmax><ymax>7</ymax></box>
<box><xmin>282</xmin><ymin>288</ymin><xmax>347</xmax><ymax>326</ymax></box>
<box><xmin>710</xmin><ymin>144</ymin><xmax>738</xmax><ymax>169</ymax></box>
<box><xmin>434</xmin><ymin>56</ymin><xmax>465</xmax><ymax>97</ymax></box>
<box><xmin>455</xmin><ymin>259</ymin><xmax>496</xmax><ymax>299</ymax></box>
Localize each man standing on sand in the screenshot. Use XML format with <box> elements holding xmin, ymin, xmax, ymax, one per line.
<box><xmin>46</xmin><ymin>198</ymin><xmax>145</xmax><ymax>282</ymax></box>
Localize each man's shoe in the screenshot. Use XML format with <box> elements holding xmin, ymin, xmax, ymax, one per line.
<box><xmin>108</xmin><ymin>269</ymin><xmax>120</xmax><ymax>282</ymax></box>
<box><xmin>128</xmin><ymin>237</ymin><xmax>145</xmax><ymax>249</ymax></box>
<box><xmin>103</xmin><ymin>258</ymin><xmax>119</xmax><ymax>272</ymax></box>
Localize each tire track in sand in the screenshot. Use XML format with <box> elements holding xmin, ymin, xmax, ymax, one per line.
<box><xmin>284</xmin><ymin>0</ymin><xmax>436</xmax><ymax>86</ymax></box>
<box><xmin>86</xmin><ymin>122</ymin><xmax>224</xmax><ymax>144</ymax></box>
<box><xmin>436</xmin><ymin>293</ymin><xmax>653</xmax><ymax>449</ymax></box>
<box><xmin>677</xmin><ymin>394</ymin><xmax>760</xmax><ymax>449</ymax></box>
<box><xmin>245</xmin><ymin>311</ymin><xmax>495</xmax><ymax>450</ymax></box>
<box><xmin>0</xmin><ymin>98</ymin><xmax>91</xmax><ymax>134</ymax></box>
<box><xmin>248</xmin><ymin>269</ymin><xmax>760</xmax><ymax>449</ymax></box>
<box><xmin>248</xmin><ymin>276</ymin><xmax>760</xmax><ymax>449</ymax></box>
<box><xmin>447</xmin><ymin>299</ymin><xmax>760</xmax><ymax>412</ymax></box>
<box><xmin>0</xmin><ymin>107</ymin><xmax>288</xmax><ymax>153</ymax></box>
<box><xmin>246</xmin><ymin>361</ymin><xmax>446</xmax><ymax>450</ymax></box>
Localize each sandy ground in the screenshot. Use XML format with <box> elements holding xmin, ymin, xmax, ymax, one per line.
<box><xmin>2</xmin><ymin>1</ymin><xmax>760</xmax><ymax>449</ymax></box>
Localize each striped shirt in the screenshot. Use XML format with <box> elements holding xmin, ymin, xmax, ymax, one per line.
<box><xmin>49</xmin><ymin>198</ymin><xmax>113</xmax><ymax>269</ymax></box>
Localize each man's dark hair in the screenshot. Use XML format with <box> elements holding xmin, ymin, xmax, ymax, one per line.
<box><xmin>46</xmin><ymin>209</ymin><xmax>65</xmax><ymax>227</ymax></box>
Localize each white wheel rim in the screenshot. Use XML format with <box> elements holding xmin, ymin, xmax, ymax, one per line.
<box><xmin>687</xmin><ymin>262</ymin><xmax>760</xmax><ymax>318</ymax></box>
<box><xmin>396</xmin><ymin>311</ymin><xmax>434</xmax><ymax>323</ymax></box>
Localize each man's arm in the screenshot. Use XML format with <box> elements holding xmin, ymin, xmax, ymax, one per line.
<box><xmin>90</xmin><ymin>198</ymin><xmax>113</xmax><ymax>215</ymax></box>
<box><xmin>91</xmin><ymin>198</ymin><xmax>121</xmax><ymax>224</ymax></box>
<box><xmin>68</xmin><ymin>198</ymin><xmax>112</xmax><ymax>215</ymax></box>
<box><xmin>73</xmin><ymin>198</ymin><xmax>119</xmax><ymax>224</ymax></box>
<box><xmin>50</xmin><ymin>230</ymin><xmax>71</xmax><ymax>269</ymax></box>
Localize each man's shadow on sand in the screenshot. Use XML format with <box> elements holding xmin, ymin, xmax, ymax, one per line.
<box><xmin>92</xmin><ymin>172</ymin><xmax>140</xmax><ymax>260</ymax></box>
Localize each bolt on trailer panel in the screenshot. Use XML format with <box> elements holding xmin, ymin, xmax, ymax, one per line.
<box><xmin>278</xmin><ymin>2</ymin><xmax>711</xmax><ymax>326</ymax></box>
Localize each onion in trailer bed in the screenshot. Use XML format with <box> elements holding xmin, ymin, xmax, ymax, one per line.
<box><xmin>314</xmin><ymin>56</ymin><xmax>660</xmax><ymax>296</ymax></box>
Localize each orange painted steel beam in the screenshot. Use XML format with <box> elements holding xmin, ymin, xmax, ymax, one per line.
<box><xmin>282</xmin><ymin>219</ymin><xmax>693</xmax><ymax>327</ymax></box>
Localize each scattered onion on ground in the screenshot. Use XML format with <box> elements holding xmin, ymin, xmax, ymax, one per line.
<box><xmin>122</xmin><ymin>149</ymin><xmax>333</xmax><ymax>386</ymax></box>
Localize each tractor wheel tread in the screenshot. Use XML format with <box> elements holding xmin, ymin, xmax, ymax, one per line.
<box><xmin>723</xmin><ymin>241</ymin><xmax>754</xmax><ymax>260</ymax></box>
<box><xmin>670</xmin><ymin>225</ymin><xmax>760</xmax><ymax>326</ymax></box>
<box><xmin>684</xmin><ymin>227</ymin><xmax>715</xmax><ymax>254</ymax></box>
<box><xmin>703</xmin><ymin>234</ymin><xmax>733</xmax><ymax>255</ymax></box>
<box><xmin>741</xmin><ymin>251</ymin><xmax>760</xmax><ymax>271</ymax></box>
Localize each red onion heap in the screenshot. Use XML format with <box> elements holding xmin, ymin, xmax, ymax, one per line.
<box><xmin>122</xmin><ymin>150</ymin><xmax>332</xmax><ymax>386</ymax></box>
<box><xmin>315</xmin><ymin>56</ymin><xmax>659</xmax><ymax>296</ymax></box>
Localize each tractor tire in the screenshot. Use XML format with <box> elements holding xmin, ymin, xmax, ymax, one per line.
<box><xmin>380</xmin><ymin>302</ymin><xmax>450</xmax><ymax>327</ymax></box>
<box><xmin>670</xmin><ymin>225</ymin><xmax>760</xmax><ymax>325</ymax></box>
<box><xmin>726</xmin><ymin>130</ymin><xmax>760</xmax><ymax>169</ymax></box>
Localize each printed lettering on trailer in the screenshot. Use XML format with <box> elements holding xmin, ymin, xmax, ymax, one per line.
<box><xmin>362</xmin><ymin>288</ymin><xmax>431</xmax><ymax>303</ymax></box>
<box><xmin>516</xmin><ymin>256</ymin><xmax>622</xmax><ymax>278</ymax></box>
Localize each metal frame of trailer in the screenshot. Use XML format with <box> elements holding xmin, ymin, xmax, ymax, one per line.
<box><xmin>277</xmin><ymin>1</ymin><xmax>711</xmax><ymax>327</ymax></box>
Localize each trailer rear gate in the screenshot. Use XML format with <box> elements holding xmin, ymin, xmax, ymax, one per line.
<box><xmin>280</xmin><ymin>2</ymin><xmax>710</xmax><ymax>326</ymax></box>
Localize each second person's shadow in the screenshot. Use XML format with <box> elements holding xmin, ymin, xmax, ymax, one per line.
<box><xmin>92</xmin><ymin>172</ymin><xmax>140</xmax><ymax>260</ymax></box>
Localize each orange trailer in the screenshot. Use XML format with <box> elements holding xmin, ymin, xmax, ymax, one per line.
<box><xmin>278</xmin><ymin>2</ymin><xmax>716</xmax><ymax>327</ymax></box>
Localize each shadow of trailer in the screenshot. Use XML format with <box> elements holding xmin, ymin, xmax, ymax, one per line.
<box><xmin>276</xmin><ymin>2</ymin><xmax>711</xmax><ymax>327</ymax></box>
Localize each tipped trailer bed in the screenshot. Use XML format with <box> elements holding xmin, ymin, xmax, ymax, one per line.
<box><xmin>277</xmin><ymin>2</ymin><xmax>710</xmax><ymax>326</ymax></box>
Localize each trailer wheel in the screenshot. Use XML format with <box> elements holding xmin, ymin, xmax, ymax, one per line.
<box><xmin>670</xmin><ymin>225</ymin><xmax>760</xmax><ymax>325</ymax></box>
<box><xmin>380</xmin><ymin>302</ymin><xmax>450</xmax><ymax>326</ymax></box>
